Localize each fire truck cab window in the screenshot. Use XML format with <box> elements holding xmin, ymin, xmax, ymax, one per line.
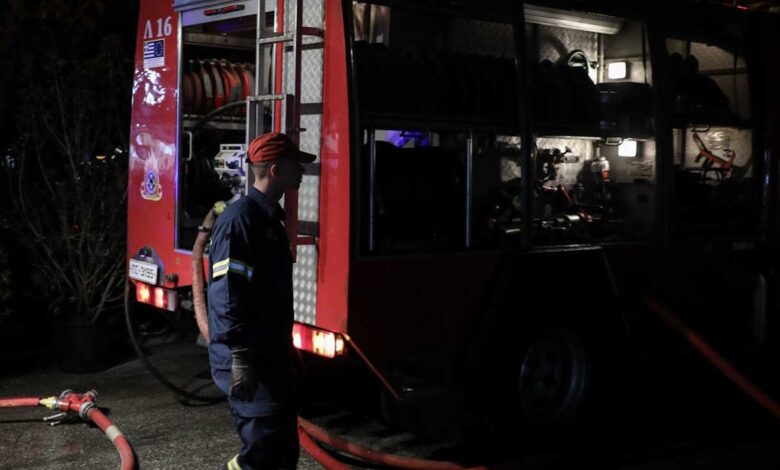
<box><xmin>526</xmin><ymin>12</ymin><xmax>657</xmax><ymax>245</ymax></box>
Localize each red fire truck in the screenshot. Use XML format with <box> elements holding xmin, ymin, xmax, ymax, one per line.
<box><xmin>126</xmin><ymin>0</ymin><xmax>780</xmax><ymax>432</ymax></box>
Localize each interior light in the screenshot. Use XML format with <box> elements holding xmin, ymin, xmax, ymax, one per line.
<box><xmin>608</xmin><ymin>61</ymin><xmax>628</xmax><ymax>80</ymax></box>
<box><xmin>619</xmin><ymin>140</ymin><xmax>638</xmax><ymax>157</ymax></box>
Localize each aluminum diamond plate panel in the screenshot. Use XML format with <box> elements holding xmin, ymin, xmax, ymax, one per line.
<box><xmin>534</xmin><ymin>137</ymin><xmax>596</xmax><ymax>187</ymax></box>
<box><xmin>690</xmin><ymin>42</ymin><xmax>746</xmax><ymax>72</ymax></box>
<box><xmin>536</xmin><ymin>25</ymin><xmax>599</xmax><ymax>66</ymax></box>
<box><xmin>535</xmin><ymin>137</ymin><xmax>595</xmax><ymax>160</ymax></box>
<box><xmin>297</xmin><ymin>115</ymin><xmax>321</xmax><ymax>224</ymax></box>
<box><xmin>293</xmin><ymin>244</ymin><xmax>317</xmax><ymax>325</ymax></box>
<box><xmin>301</xmin><ymin>49</ymin><xmax>324</xmax><ymax>103</ymax></box>
<box><xmin>303</xmin><ymin>0</ymin><xmax>324</xmax><ymax>29</ymax></box>
<box><xmin>283</xmin><ymin>0</ymin><xmax>323</xmax><ymax>325</ymax></box>
<box><xmin>299</xmin><ymin>114</ymin><xmax>321</xmax><ymax>158</ymax></box>
<box><xmin>500</xmin><ymin>157</ymin><xmax>521</xmax><ymax>182</ymax></box>
<box><xmin>447</xmin><ymin>18</ymin><xmax>515</xmax><ymax>58</ymax></box>
<box><xmin>285</xmin><ymin>0</ymin><xmax>325</xmax><ymax>39</ymax></box>
<box><xmin>283</xmin><ymin>46</ymin><xmax>324</xmax><ymax>119</ymax></box>
<box><xmin>298</xmin><ymin>174</ymin><xmax>319</xmax><ymax>222</ymax></box>
<box><xmin>285</xmin><ymin>0</ymin><xmax>296</xmax><ymax>33</ymax></box>
<box><xmin>711</xmin><ymin>74</ymin><xmax>750</xmax><ymax>121</ymax></box>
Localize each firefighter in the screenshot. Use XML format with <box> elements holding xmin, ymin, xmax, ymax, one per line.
<box><xmin>208</xmin><ymin>132</ymin><xmax>314</xmax><ymax>470</ymax></box>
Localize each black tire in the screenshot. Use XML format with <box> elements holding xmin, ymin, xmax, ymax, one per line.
<box><xmin>516</xmin><ymin>326</ymin><xmax>591</xmax><ymax>427</ymax></box>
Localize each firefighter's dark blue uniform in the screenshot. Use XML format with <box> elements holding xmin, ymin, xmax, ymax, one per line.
<box><xmin>208</xmin><ymin>186</ymin><xmax>298</xmax><ymax>470</ymax></box>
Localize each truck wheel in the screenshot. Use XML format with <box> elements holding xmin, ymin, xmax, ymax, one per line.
<box><xmin>517</xmin><ymin>326</ymin><xmax>590</xmax><ymax>426</ymax></box>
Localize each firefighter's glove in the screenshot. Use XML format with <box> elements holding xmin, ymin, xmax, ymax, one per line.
<box><xmin>230</xmin><ymin>348</ymin><xmax>257</xmax><ymax>402</ymax></box>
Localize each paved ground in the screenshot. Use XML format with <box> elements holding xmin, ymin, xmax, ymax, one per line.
<box><xmin>2</xmin><ymin>339</ymin><xmax>780</xmax><ymax>469</ymax></box>
<box><xmin>0</xmin><ymin>341</ymin><xmax>452</xmax><ymax>470</ymax></box>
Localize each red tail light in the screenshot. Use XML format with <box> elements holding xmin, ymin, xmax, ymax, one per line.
<box><xmin>292</xmin><ymin>323</ymin><xmax>346</xmax><ymax>358</ymax></box>
<box><xmin>135</xmin><ymin>282</ymin><xmax>177</xmax><ymax>312</ymax></box>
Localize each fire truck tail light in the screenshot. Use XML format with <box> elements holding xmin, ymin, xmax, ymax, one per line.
<box><xmin>136</xmin><ymin>283</ymin><xmax>151</xmax><ymax>304</ymax></box>
<box><xmin>154</xmin><ymin>287</ymin><xmax>165</xmax><ymax>309</ymax></box>
<box><xmin>135</xmin><ymin>282</ymin><xmax>177</xmax><ymax>312</ymax></box>
<box><xmin>292</xmin><ymin>323</ymin><xmax>346</xmax><ymax>358</ymax></box>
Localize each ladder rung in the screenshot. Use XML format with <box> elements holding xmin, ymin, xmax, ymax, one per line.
<box><xmin>287</xmin><ymin>42</ymin><xmax>324</xmax><ymax>52</ymax></box>
<box><xmin>258</xmin><ymin>28</ymin><xmax>323</xmax><ymax>46</ymax></box>
<box><xmin>296</xmin><ymin>236</ymin><xmax>317</xmax><ymax>246</ymax></box>
<box><xmin>298</xmin><ymin>221</ymin><xmax>319</xmax><ymax>237</ymax></box>
<box><xmin>258</xmin><ymin>32</ymin><xmax>294</xmax><ymax>45</ymax></box>
<box><xmin>247</xmin><ymin>94</ymin><xmax>285</xmax><ymax>102</ymax></box>
<box><xmin>301</xmin><ymin>103</ymin><xmax>323</xmax><ymax>115</ymax></box>
<box><xmin>303</xmin><ymin>163</ymin><xmax>320</xmax><ymax>176</ymax></box>
<box><xmin>301</xmin><ymin>27</ymin><xmax>324</xmax><ymax>38</ymax></box>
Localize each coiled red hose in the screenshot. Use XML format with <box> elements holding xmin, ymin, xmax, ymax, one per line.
<box><xmin>641</xmin><ymin>295</ymin><xmax>780</xmax><ymax>421</ymax></box>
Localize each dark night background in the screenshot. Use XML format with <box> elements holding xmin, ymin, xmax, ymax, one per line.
<box><xmin>0</xmin><ymin>0</ymin><xmax>140</xmax><ymax>372</ymax></box>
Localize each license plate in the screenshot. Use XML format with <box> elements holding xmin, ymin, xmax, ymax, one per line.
<box><xmin>129</xmin><ymin>259</ymin><xmax>159</xmax><ymax>284</ymax></box>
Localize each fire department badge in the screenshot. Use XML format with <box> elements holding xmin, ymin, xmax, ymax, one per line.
<box><xmin>142</xmin><ymin>169</ymin><xmax>162</xmax><ymax>201</ymax></box>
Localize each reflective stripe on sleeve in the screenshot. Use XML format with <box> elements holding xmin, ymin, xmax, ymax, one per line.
<box><xmin>212</xmin><ymin>258</ymin><xmax>230</xmax><ymax>277</ymax></box>
<box><xmin>211</xmin><ymin>258</ymin><xmax>253</xmax><ymax>280</ymax></box>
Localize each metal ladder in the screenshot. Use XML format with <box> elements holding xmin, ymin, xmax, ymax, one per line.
<box><xmin>246</xmin><ymin>0</ymin><xmax>323</xmax><ymax>260</ymax></box>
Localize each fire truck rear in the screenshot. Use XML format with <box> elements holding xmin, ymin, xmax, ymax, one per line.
<box><xmin>126</xmin><ymin>0</ymin><xmax>780</xmax><ymax>433</ymax></box>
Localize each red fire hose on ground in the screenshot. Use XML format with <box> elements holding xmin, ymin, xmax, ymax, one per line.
<box><xmin>640</xmin><ymin>295</ymin><xmax>780</xmax><ymax>421</ymax></box>
<box><xmin>298</xmin><ymin>417</ymin><xmax>488</xmax><ymax>470</ymax></box>
<box><xmin>0</xmin><ymin>390</ymin><xmax>136</xmax><ymax>470</ymax></box>
<box><xmin>298</xmin><ymin>424</ymin><xmax>354</xmax><ymax>470</ymax></box>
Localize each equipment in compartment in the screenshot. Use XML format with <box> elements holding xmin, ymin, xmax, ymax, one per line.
<box><xmin>533</xmin><ymin>142</ymin><xmax>611</xmax><ymax>242</ymax></box>
<box><xmin>691</xmin><ymin>131</ymin><xmax>736</xmax><ymax>182</ymax></box>
<box><xmin>213</xmin><ymin>144</ymin><xmax>248</xmax><ymax>198</ymax></box>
